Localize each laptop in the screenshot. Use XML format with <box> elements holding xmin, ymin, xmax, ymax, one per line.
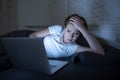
<box><xmin>1</xmin><ymin>37</ymin><xmax>68</xmax><ymax>75</ymax></box>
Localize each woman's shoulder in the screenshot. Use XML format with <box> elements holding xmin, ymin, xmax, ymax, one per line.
<box><xmin>48</xmin><ymin>25</ymin><xmax>63</xmax><ymax>34</ymax></box>
<box><xmin>49</xmin><ymin>25</ymin><xmax>63</xmax><ymax>29</ymax></box>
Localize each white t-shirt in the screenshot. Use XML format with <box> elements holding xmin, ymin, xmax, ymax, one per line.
<box><xmin>43</xmin><ymin>25</ymin><xmax>79</xmax><ymax>58</ymax></box>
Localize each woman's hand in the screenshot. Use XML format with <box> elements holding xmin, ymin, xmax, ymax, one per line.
<box><xmin>69</xmin><ymin>17</ymin><xmax>86</xmax><ymax>32</ymax></box>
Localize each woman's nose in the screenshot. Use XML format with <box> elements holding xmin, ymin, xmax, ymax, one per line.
<box><xmin>70</xmin><ymin>33</ymin><xmax>74</xmax><ymax>38</ymax></box>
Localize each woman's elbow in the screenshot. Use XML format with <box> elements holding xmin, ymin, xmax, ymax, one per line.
<box><xmin>29</xmin><ymin>33</ymin><xmax>37</xmax><ymax>38</ymax></box>
<box><xmin>96</xmin><ymin>50</ymin><xmax>105</xmax><ymax>56</ymax></box>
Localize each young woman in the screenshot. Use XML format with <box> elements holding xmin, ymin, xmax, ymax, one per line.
<box><xmin>29</xmin><ymin>14</ymin><xmax>105</xmax><ymax>58</ymax></box>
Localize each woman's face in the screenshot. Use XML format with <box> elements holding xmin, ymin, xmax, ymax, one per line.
<box><xmin>63</xmin><ymin>23</ymin><xmax>80</xmax><ymax>44</ymax></box>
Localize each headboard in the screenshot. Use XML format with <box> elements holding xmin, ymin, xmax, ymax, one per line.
<box><xmin>24</xmin><ymin>25</ymin><xmax>51</xmax><ymax>31</ymax></box>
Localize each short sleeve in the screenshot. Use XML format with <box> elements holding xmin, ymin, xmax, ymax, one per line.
<box><xmin>66</xmin><ymin>44</ymin><xmax>79</xmax><ymax>56</ymax></box>
<box><xmin>48</xmin><ymin>25</ymin><xmax>63</xmax><ymax>35</ymax></box>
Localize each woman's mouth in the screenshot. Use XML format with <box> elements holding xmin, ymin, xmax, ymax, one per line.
<box><xmin>68</xmin><ymin>39</ymin><xmax>72</xmax><ymax>42</ymax></box>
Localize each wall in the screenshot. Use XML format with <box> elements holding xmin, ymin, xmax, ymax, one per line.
<box><xmin>17</xmin><ymin>0</ymin><xmax>50</xmax><ymax>30</ymax></box>
<box><xmin>0</xmin><ymin>0</ymin><xmax>18</xmax><ymax>35</ymax></box>
<box><xmin>49</xmin><ymin>0</ymin><xmax>67</xmax><ymax>25</ymax></box>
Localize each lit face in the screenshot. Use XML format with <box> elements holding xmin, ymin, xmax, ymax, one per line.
<box><xmin>63</xmin><ymin>23</ymin><xmax>80</xmax><ymax>44</ymax></box>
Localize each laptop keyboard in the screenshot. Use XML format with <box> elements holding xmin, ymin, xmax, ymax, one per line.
<box><xmin>50</xmin><ymin>64</ymin><xmax>57</xmax><ymax>69</ymax></box>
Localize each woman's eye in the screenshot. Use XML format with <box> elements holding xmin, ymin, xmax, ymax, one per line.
<box><xmin>67</xmin><ymin>29</ymin><xmax>71</xmax><ymax>32</ymax></box>
<box><xmin>75</xmin><ymin>32</ymin><xmax>79</xmax><ymax>35</ymax></box>
<box><xmin>75</xmin><ymin>33</ymin><xmax>79</xmax><ymax>35</ymax></box>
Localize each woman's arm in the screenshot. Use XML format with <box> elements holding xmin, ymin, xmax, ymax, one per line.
<box><xmin>70</xmin><ymin>18</ymin><xmax>105</xmax><ymax>55</ymax></box>
<box><xmin>29</xmin><ymin>28</ymin><xmax>50</xmax><ymax>38</ymax></box>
